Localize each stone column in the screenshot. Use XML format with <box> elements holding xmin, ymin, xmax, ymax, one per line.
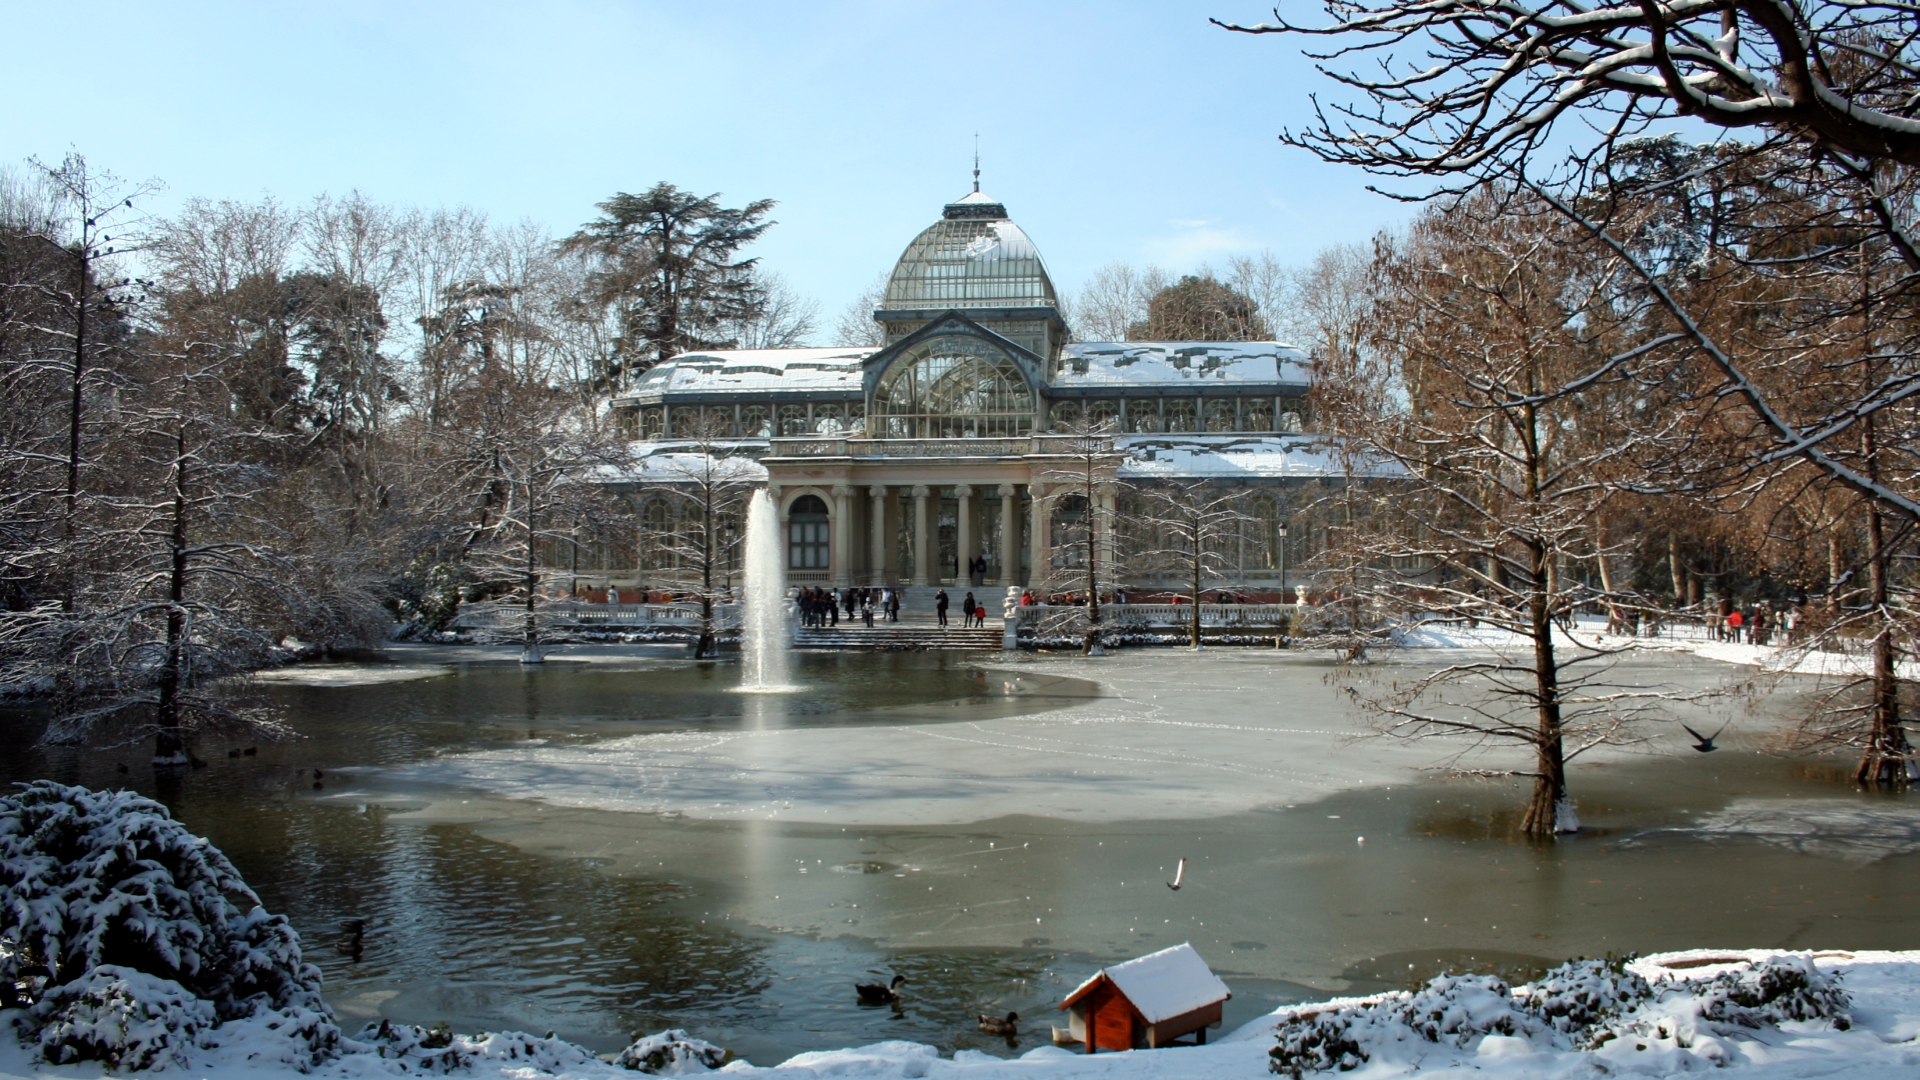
<box><xmin>954</xmin><ymin>485</ymin><xmax>974</xmax><ymax>586</ymax></box>
<box><xmin>911</xmin><ymin>485</ymin><xmax>931</xmax><ymax>586</ymax></box>
<box><xmin>1028</xmin><ymin>482</ymin><xmax>1048</xmax><ymax>589</ymax></box>
<box><xmin>830</xmin><ymin>484</ymin><xmax>853</xmax><ymax>588</ymax></box>
<box><xmin>998</xmin><ymin>483</ymin><xmax>1018</xmax><ymax>586</ymax></box>
<box><xmin>868</xmin><ymin>485</ymin><xmax>888</xmax><ymax>585</ymax></box>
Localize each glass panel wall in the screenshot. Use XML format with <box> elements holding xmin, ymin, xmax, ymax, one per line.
<box><xmin>870</xmin><ymin>335</ymin><xmax>1035</xmax><ymax>438</ymax></box>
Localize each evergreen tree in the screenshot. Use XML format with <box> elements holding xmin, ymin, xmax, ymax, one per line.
<box><xmin>1127</xmin><ymin>274</ymin><xmax>1271</xmax><ymax>341</ymax></box>
<box><xmin>563</xmin><ymin>183</ymin><xmax>774</xmax><ymax>390</ymax></box>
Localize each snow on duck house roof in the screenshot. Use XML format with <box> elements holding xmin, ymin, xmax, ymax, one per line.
<box><xmin>1062</xmin><ymin>943</ymin><xmax>1230</xmax><ymax>1024</ymax></box>
<box><xmin>1055</xmin><ymin>342</ymin><xmax>1312</xmax><ymax>388</ymax></box>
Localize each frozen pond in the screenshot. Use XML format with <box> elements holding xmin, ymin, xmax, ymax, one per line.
<box><xmin>4</xmin><ymin>643</ymin><xmax>1918</xmax><ymax>1066</ymax></box>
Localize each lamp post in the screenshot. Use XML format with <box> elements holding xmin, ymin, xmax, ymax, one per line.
<box><xmin>1278</xmin><ymin>521</ymin><xmax>1290</xmax><ymax>604</ymax></box>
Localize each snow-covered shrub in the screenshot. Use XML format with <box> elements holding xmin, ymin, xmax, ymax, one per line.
<box><xmin>352</xmin><ymin>1019</ymin><xmax>603</xmax><ymax>1074</ymax></box>
<box><xmin>24</xmin><ymin>965</ymin><xmax>215</xmax><ymax>1072</ymax></box>
<box><xmin>0</xmin><ymin>782</ymin><xmax>337</xmax><ymax>1063</ymax></box>
<box><xmin>1271</xmin><ymin>974</ymin><xmax>1541</xmax><ymax>1076</ymax></box>
<box><xmin>616</xmin><ymin>1028</ymin><xmax>732</xmax><ymax>1073</ymax></box>
<box><xmin>1521</xmin><ymin>958</ymin><xmax>1653</xmax><ymax>1035</ymax></box>
<box><xmin>1269</xmin><ymin>1009</ymin><xmax>1370</xmax><ymax>1076</ymax></box>
<box><xmin>1691</xmin><ymin>955</ymin><xmax>1851</xmax><ymax>1029</ymax></box>
<box><xmin>1271</xmin><ymin>955</ymin><xmax>1845</xmax><ymax>1075</ymax></box>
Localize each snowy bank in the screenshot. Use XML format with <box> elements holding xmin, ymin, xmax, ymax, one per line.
<box><xmin>4</xmin><ymin>950</ymin><xmax>1918</xmax><ymax>1078</ymax></box>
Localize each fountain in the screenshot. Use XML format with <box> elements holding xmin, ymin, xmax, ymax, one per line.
<box><xmin>736</xmin><ymin>488</ymin><xmax>798</xmax><ymax>692</ymax></box>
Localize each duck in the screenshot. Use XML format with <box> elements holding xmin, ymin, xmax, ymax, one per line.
<box><xmin>856</xmin><ymin>974</ymin><xmax>907</xmax><ymax>1005</ymax></box>
<box><xmin>978</xmin><ymin>1012</ymin><xmax>1018</xmax><ymax>1037</ymax></box>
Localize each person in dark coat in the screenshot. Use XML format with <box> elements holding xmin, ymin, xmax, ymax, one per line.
<box><xmin>935</xmin><ymin>589</ymin><xmax>950</xmax><ymax>627</ymax></box>
<box><xmin>962</xmin><ymin>591</ymin><xmax>975</xmax><ymax>628</ymax></box>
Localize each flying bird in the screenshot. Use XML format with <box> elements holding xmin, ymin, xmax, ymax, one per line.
<box><xmin>1166</xmin><ymin>858</ymin><xmax>1186</xmax><ymax>891</ymax></box>
<box><xmin>1683</xmin><ymin>722</ymin><xmax>1729</xmax><ymax>753</ymax></box>
<box><xmin>856</xmin><ymin>974</ymin><xmax>907</xmax><ymax>1005</ymax></box>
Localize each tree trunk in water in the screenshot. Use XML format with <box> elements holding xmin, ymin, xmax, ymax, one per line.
<box><xmin>1521</xmin><ymin>539</ymin><xmax>1574</xmax><ymax>835</ymax></box>
<box><xmin>1857</xmin><ymin>480</ymin><xmax>1911</xmax><ymax>786</ymax></box>
<box><xmin>521</xmin><ymin>491</ymin><xmax>544</xmax><ymax>664</ymax></box>
<box><xmin>154</xmin><ymin>426</ymin><xmax>190</xmax><ymax>766</ymax></box>
<box><xmin>697</xmin><ymin>493</ymin><xmax>717</xmax><ymax>658</ymax></box>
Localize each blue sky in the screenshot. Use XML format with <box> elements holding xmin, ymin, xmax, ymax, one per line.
<box><xmin>0</xmin><ymin>1</ymin><xmax>1414</xmax><ymax>320</ymax></box>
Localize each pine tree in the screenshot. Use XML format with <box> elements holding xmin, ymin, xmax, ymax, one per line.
<box><xmin>563</xmin><ymin>183</ymin><xmax>774</xmax><ymax>390</ymax></box>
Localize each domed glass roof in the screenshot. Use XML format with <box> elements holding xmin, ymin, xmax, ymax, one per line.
<box><xmin>881</xmin><ymin>191</ymin><xmax>1058</xmax><ymax>311</ymax></box>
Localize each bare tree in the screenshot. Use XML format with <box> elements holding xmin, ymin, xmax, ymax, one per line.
<box><xmin>1070</xmin><ymin>262</ymin><xmax>1170</xmax><ymax>342</ymax></box>
<box><xmin>832</xmin><ymin>272</ymin><xmax>888</xmax><ymax>347</ymax></box>
<box><xmin>1322</xmin><ymin>192</ymin><xmax>1696</xmax><ymax>835</ymax></box>
<box><xmin>1220</xmin><ymin>0</ymin><xmax>1920</xmax><ymax>522</ymax></box>
<box><xmin>1130</xmin><ymin>484</ymin><xmax>1251</xmax><ymax>647</ymax></box>
<box><xmin>1036</xmin><ymin>418</ymin><xmax>1126</xmax><ymax>654</ymax></box>
<box><xmin>0</xmin><ymin>343</ymin><xmax>332</xmax><ymax>764</ymax></box>
<box><xmin>721</xmin><ymin>270</ymin><xmax>818</xmax><ymax>349</ymax></box>
<box><xmin>18</xmin><ymin>154</ymin><xmax>159</xmax><ymax>608</ymax></box>
<box><xmin>636</xmin><ymin>411</ymin><xmax>757</xmax><ymax>657</ymax></box>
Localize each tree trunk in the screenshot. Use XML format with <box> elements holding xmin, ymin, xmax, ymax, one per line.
<box><xmin>62</xmin><ymin>247</ymin><xmax>90</xmax><ymax>611</ymax></box>
<box><xmin>1190</xmin><ymin>546</ymin><xmax>1202</xmax><ymax>649</ymax></box>
<box><xmin>153</xmin><ymin>426</ymin><xmax>190</xmax><ymax>766</ymax></box>
<box><xmin>521</xmin><ymin>486</ymin><xmax>544</xmax><ymax>664</ymax></box>
<box><xmin>1083</xmin><ymin>473</ymin><xmax>1104</xmax><ymax>655</ymax></box>
<box><xmin>1856</xmin><ymin>418</ymin><xmax>1910</xmax><ymax>786</ymax></box>
<box><xmin>1521</xmin><ymin>537</ymin><xmax>1574</xmax><ymax>835</ymax></box>
<box><xmin>1668</xmin><ymin>533</ymin><xmax>1684</xmax><ymax>605</ymax></box>
<box><xmin>697</xmin><ymin>490</ymin><xmax>717</xmax><ymax>658</ymax></box>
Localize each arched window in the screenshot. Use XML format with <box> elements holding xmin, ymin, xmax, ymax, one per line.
<box><xmin>1165</xmin><ymin>400</ymin><xmax>1196</xmax><ymax>433</ymax></box>
<box><xmin>1050</xmin><ymin>494</ymin><xmax>1090</xmax><ymax>570</ymax></box>
<box><xmin>641</xmin><ymin>408</ymin><xmax>664</xmax><ymax>438</ymax></box>
<box><xmin>741</xmin><ymin>404</ymin><xmax>771</xmax><ymax>437</ymax></box>
<box><xmin>1205</xmin><ymin>399</ymin><xmax>1236</xmax><ymax>432</ymax></box>
<box><xmin>670</xmin><ymin>407</ymin><xmax>699</xmax><ymax>436</ymax></box>
<box><xmin>1245</xmin><ymin>494</ymin><xmax>1282</xmax><ymax>571</ymax></box>
<box><xmin>812</xmin><ymin>402</ymin><xmax>842</xmax><ymax>433</ymax></box>
<box><xmin>1049</xmin><ymin>400</ymin><xmax>1082</xmax><ymax>430</ymax></box>
<box><xmin>1241</xmin><ymin>398</ymin><xmax>1273</xmax><ymax>432</ymax></box>
<box><xmin>1086</xmin><ymin>399</ymin><xmax>1119</xmax><ymax>429</ymax></box>
<box><xmin>1126</xmin><ymin>399</ymin><xmax>1160</xmax><ymax>433</ymax></box>
<box><xmin>641</xmin><ymin>499</ymin><xmax>674</xmax><ymax>570</ymax></box>
<box><xmin>788</xmin><ymin>494</ymin><xmax>829</xmax><ymax>570</ymax></box>
<box><xmin>778</xmin><ymin>404</ymin><xmax>809</xmax><ymax>436</ymax></box>
<box><xmin>871</xmin><ymin>335</ymin><xmax>1034</xmax><ymax>439</ymax></box>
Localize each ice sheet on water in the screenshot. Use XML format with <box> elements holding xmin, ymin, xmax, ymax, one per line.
<box><xmin>1626</xmin><ymin>798</ymin><xmax>1920</xmax><ymax>864</ymax></box>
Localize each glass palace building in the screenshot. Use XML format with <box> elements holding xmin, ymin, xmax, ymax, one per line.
<box><xmin>606</xmin><ymin>188</ymin><xmax>1342</xmax><ymax>596</ymax></box>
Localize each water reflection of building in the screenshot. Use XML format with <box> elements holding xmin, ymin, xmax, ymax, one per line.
<box><xmin>602</xmin><ymin>188</ymin><xmax>1347</xmax><ymax>596</ymax></box>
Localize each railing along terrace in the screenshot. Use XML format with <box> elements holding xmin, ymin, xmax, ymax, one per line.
<box><xmin>451</xmin><ymin>602</ymin><xmax>741</xmax><ymax>630</ymax></box>
<box><xmin>1008</xmin><ymin>603</ymin><xmax>1300</xmax><ymax>628</ymax></box>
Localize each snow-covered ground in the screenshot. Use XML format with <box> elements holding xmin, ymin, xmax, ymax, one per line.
<box><xmin>3</xmin><ymin>950</ymin><xmax>1914</xmax><ymax>1078</ymax></box>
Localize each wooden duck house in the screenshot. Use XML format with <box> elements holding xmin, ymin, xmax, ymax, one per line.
<box><xmin>1057</xmin><ymin>943</ymin><xmax>1231</xmax><ymax>1052</ymax></box>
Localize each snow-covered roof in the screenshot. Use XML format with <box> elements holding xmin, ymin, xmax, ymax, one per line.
<box><xmin>1118</xmin><ymin>436</ymin><xmax>1379</xmax><ymax>480</ymax></box>
<box><xmin>596</xmin><ymin>444</ymin><xmax>770</xmax><ymax>484</ymax></box>
<box><xmin>1064</xmin><ymin>943</ymin><xmax>1230</xmax><ymax>1023</ymax></box>
<box><xmin>1054</xmin><ymin>342</ymin><xmax>1312</xmax><ymax>388</ymax></box>
<box><xmin>626</xmin><ymin>348</ymin><xmax>874</xmax><ymax>397</ymax></box>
